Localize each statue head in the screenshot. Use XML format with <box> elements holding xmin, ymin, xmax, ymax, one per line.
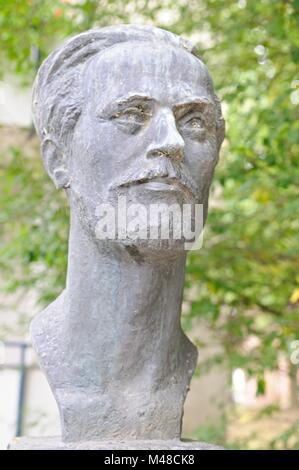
<box><xmin>33</xmin><ymin>25</ymin><xmax>224</xmax><ymax>252</ymax></box>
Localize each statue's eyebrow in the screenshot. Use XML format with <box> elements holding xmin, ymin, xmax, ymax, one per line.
<box><xmin>97</xmin><ymin>94</ymin><xmax>154</xmax><ymax>118</ymax></box>
<box><xmin>173</xmin><ymin>97</ymin><xmax>215</xmax><ymax>118</ymax></box>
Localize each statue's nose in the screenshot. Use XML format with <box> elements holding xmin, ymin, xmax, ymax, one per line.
<box><xmin>146</xmin><ymin>110</ymin><xmax>185</xmax><ymax>162</ymax></box>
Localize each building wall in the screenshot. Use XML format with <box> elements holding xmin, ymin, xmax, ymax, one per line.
<box><xmin>0</xmin><ymin>77</ymin><xmax>32</xmax><ymax>127</ymax></box>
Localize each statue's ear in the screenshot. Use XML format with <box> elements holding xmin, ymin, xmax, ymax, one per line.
<box><xmin>41</xmin><ymin>137</ymin><xmax>70</xmax><ymax>189</ymax></box>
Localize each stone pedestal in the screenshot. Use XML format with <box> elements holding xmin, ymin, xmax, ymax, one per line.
<box><xmin>9</xmin><ymin>437</ymin><xmax>223</xmax><ymax>450</ymax></box>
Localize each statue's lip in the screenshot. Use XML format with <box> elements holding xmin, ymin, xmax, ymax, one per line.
<box><xmin>137</xmin><ymin>177</ymin><xmax>184</xmax><ymax>192</ymax></box>
<box><xmin>119</xmin><ymin>176</ymin><xmax>193</xmax><ymax>195</ymax></box>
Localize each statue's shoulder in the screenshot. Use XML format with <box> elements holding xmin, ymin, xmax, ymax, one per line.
<box><xmin>30</xmin><ymin>290</ymin><xmax>70</xmax><ymax>392</ymax></box>
<box><xmin>30</xmin><ymin>291</ymin><xmax>66</xmax><ymax>352</ymax></box>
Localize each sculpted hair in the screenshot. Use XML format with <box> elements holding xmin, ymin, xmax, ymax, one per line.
<box><xmin>32</xmin><ymin>24</ymin><xmax>225</xmax><ymax>154</ymax></box>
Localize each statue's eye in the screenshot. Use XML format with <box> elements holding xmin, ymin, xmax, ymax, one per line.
<box><xmin>112</xmin><ymin>105</ymin><xmax>150</xmax><ymax>133</ymax></box>
<box><xmin>178</xmin><ymin>112</ymin><xmax>206</xmax><ymax>140</ymax></box>
<box><xmin>122</xmin><ymin>106</ymin><xmax>146</xmax><ymax>119</ymax></box>
<box><xmin>186</xmin><ymin>117</ymin><xmax>203</xmax><ymax>129</ymax></box>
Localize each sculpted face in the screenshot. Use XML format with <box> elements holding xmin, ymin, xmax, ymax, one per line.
<box><xmin>68</xmin><ymin>42</ymin><xmax>220</xmax><ymax>247</ymax></box>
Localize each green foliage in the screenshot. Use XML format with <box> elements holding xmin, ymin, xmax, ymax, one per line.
<box><xmin>183</xmin><ymin>0</ymin><xmax>299</xmax><ymax>383</ymax></box>
<box><xmin>191</xmin><ymin>418</ymin><xmax>226</xmax><ymax>448</ymax></box>
<box><xmin>0</xmin><ymin>0</ymin><xmax>298</xmax><ymax>448</ymax></box>
<box><xmin>0</xmin><ymin>140</ymin><xmax>68</xmax><ymax>305</ymax></box>
<box><xmin>270</xmin><ymin>420</ymin><xmax>299</xmax><ymax>450</ymax></box>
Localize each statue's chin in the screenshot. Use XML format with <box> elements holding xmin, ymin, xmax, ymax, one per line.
<box><xmin>103</xmin><ymin>237</ymin><xmax>187</xmax><ymax>262</ymax></box>
<box><xmin>119</xmin><ymin>236</ymin><xmax>186</xmax><ymax>251</ymax></box>
<box><xmin>71</xmin><ymin>190</ymin><xmax>200</xmax><ymax>258</ymax></box>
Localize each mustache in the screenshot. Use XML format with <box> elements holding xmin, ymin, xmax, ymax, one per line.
<box><xmin>110</xmin><ymin>160</ymin><xmax>198</xmax><ymax>198</ymax></box>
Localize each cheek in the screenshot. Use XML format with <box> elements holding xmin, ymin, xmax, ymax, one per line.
<box><xmin>70</xmin><ymin>118</ymin><xmax>140</xmax><ymax>187</ymax></box>
<box><xmin>185</xmin><ymin>138</ymin><xmax>218</xmax><ymax>186</ymax></box>
<box><xmin>89</xmin><ymin>121</ymin><xmax>147</xmax><ymax>170</ymax></box>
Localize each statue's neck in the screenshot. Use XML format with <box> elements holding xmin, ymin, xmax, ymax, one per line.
<box><xmin>63</xmin><ymin>210</ymin><xmax>187</xmax><ymax>378</ymax></box>
<box><xmin>31</xmin><ymin>209</ymin><xmax>197</xmax><ymax>440</ymax></box>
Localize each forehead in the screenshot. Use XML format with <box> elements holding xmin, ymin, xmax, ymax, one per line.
<box><xmin>83</xmin><ymin>42</ymin><xmax>213</xmax><ymax>108</ymax></box>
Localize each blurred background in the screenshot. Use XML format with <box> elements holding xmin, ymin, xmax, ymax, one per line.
<box><xmin>0</xmin><ymin>0</ymin><xmax>298</xmax><ymax>450</ymax></box>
